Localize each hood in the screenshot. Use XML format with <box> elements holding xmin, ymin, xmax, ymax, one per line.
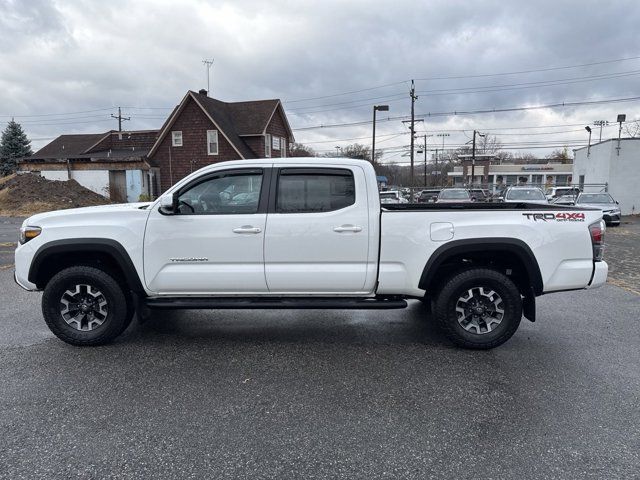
<box><xmin>577</xmin><ymin>203</ymin><xmax>619</xmax><ymax>212</ymax></box>
<box><xmin>24</xmin><ymin>202</ymin><xmax>153</xmax><ymax>227</ymax></box>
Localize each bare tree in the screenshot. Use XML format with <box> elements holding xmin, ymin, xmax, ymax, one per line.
<box><xmin>546</xmin><ymin>147</ymin><xmax>572</xmax><ymax>164</ymax></box>
<box><xmin>288</xmin><ymin>142</ymin><xmax>316</xmax><ymax>157</ymax></box>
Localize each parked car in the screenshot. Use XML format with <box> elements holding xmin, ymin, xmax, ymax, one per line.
<box><xmin>15</xmin><ymin>158</ymin><xmax>608</xmax><ymax>350</ymax></box>
<box><xmin>545</xmin><ymin>186</ymin><xmax>581</xmax><ymax>201</ymax></box>
<box><xmin>502</xmin><ymin>186</ymin><xmax>549</xmax><ymax>205</ymax></box>
<box><xmin>575</xmin><ymin>193</ymin><xmax>621</xmax><ymax>226</ymax></box>
<box><xmin>436</xmin><ymin>188</ymin><xmax>473</xmax><ymax>203</ymax></box>
<box><xmin>379</xmin><ymin>190</ymin><xmax>408</xmax><ymax>204</ymax></box>
<box><xmin>417</xmin><ymin>189</ymin><xmax>441</xmax><ymax>203</ymax></box>
<box><xmin>551</xmin><ymin>195</ymin><xmax>576</xmax><ymax>206</ymax></box>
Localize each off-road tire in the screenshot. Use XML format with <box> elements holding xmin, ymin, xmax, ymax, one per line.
<box><xmin>42</xmin><ymin>266</ymin><xmax>131</xmax><ymax>346</ymax></box>
<box><xmin>434</xmin><ymin>268</ymin><xmax>522</xmax><ymax>349</ymax></box>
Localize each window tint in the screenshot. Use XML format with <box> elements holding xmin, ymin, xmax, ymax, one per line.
<box><xmin>506</xmin><ymin>188</ymin><xmax>546</xmax><ymax>200</ymax></box>
<box><xmin>276</xmin><ymin>169</ymin><xmax>355</xmax><ymax>213</ymax></box>
<box><xmin>177</xmin><ymin>171</ymin><xmax>262</xmax><ymax>214</ymax></box>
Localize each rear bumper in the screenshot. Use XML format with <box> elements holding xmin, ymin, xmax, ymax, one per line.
<box><xmin>587</xmin><ymin>261</ymin><xmax>608</xmax><ymax>289</ymax></box>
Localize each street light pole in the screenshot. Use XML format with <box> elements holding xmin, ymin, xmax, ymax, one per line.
<box><xmin>372</xmin><ymin>105</ymin><xmax>389</xmax><ymax>165</ymax></box>
<box><xmin>585</xmin><ymin>126</ymin><xmax>592</xmax><ymax>156</ymax></box>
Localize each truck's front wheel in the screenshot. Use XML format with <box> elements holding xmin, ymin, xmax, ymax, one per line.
<box><xmin>42</xmin><ymin>266</ymin><xmax>132</xmax><ymax>346</ymax></box>
<box><xmin>434</xmin><ymin>268</ymin><xmax>522</xmax><ymax>349</ymax></box>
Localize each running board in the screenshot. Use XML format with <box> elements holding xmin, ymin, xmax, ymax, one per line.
<box><xmin>145</xmin><ymin>296</ymin><xmax>408</xmax><ymax>310</ymax></box>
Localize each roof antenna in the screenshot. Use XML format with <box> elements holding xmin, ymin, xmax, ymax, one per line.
<box><xmin>202</xmin><ymin>58</ymin><xmax>214</xmax><ymax>96</ymax></box>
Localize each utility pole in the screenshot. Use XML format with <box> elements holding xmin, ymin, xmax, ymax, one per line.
<box><xmin>423</xmin><ymin>134</ymin><xmax>428</xmax><ymax>187</ymax></box>
<box><xmin>409</xmin><ymin>80</ymin><xmax>418</xmax><ymax>187</ymax></box>
<box><xmin>434</xmin><ymin>148</ymin><xmax>438</xmax><ymax>187</ymax></box>
<box><xmin>111</xmin><ymin>107</ymin><xmax>130</xmax><ymax>132</ymax></box>
<box><xmin>593</xmin><ymin>120</ymin><xmax>608</xmax><ymax>142</ymax></box>
<box><xmin>203</xmin><ymin>58</ymin><xmax>214</xmax><ymax>94</ymax></box>
<box><xmin>470</xmin><ymin>130</ymin><xmax>486</xmax><ymax>185</ymax></box>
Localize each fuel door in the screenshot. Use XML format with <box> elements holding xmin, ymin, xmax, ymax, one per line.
<box><xmin>430</xmin><ymin>222</ymin><xmax>454</xmax><ymax>242</ymax></box>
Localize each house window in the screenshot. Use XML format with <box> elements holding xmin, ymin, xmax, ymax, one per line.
<box><xmin>272</xmin><ymin>135</ymin><xmax>280</xmax><ymax>151</ymax></box>
<box><xmin>281</xmin><ymin>137</ymin><xmax>286</xmax><ymax>157</ymax></box>
<box><xmin>265</xmin><ymin>134</ymin><xmax>271</xmax><ymax>157</ymax></box>
<box><xmin>207</xmin><ymin>130</ymin><xmax>218</xmax><ymax>155</ymax></box>
<box><xmin>172</xmin><ymin>131</ymin><xmax>183</xmax><ymax>147</ymax></box>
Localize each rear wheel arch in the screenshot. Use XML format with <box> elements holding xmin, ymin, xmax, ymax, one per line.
<box><xmin>418</xmin><ymin>238</ymin><xmax>543</xmax><ymax>296</ymax></box>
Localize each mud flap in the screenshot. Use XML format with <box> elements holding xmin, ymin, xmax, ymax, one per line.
<box><xmin>522</xmin><ymin>289</ymin><xmax>536</xmax><ymax>322</ymax></box>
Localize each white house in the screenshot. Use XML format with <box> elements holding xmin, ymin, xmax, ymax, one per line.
<box><xmin>573</xmin><ymin>138</ymin><xmax>640</xmax><ymax>215</ymax></box>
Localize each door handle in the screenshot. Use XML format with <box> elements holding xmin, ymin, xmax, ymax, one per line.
<box><xmin>333</xmin><ymin>225</ymin><xmax>362</xmax><ymax>233</ymax></box>
<box><xmin>233</xmin><ymin>226</ymin><xmax>262</xmax><ymax>234</ymax></box>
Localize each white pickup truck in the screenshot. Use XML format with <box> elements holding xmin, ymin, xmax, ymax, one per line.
<box><xmin>14</xmin><ymin>158</ymin><xmax>608</xmax><ymax>349</ymax></box>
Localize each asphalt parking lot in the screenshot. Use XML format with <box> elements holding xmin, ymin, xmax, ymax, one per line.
<box><xmin>1</xmin><ymin>216</ymin><xmax>639</xmax><ymax>479</ymax></box>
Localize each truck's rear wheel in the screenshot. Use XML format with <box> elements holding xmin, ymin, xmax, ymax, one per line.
<box><xmin>434</xmin><ymin>268</ymin><xmax>522</xmax><ymax>349</ymax></box>
<box><xmin>42</xmin><ymin>266</ymin><xmax>132</xmax><ymax>346</ymax></box>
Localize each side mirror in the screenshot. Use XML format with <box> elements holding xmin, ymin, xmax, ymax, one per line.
<box><xmin>159</xmin><ymin>193</ymin><xmax>177</xmax><ymax>215</ymax></box>
<box><xmin>616</xmin><ymin>200</ymin><xmax>619</xmax><ymax>205</ymax></box>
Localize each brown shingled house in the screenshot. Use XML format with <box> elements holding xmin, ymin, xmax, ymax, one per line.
<box><xmin>20</xmin><ymin>89</ymin><xmax>294</xmax><ymax>199</ymax></box>
<box><xmin>147</xmin><ymin>89</ymin><xmax>294</xmax><ymax>192</ymax></box>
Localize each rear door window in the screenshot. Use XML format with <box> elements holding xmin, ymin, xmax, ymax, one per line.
<box><xmin>275</xmin><ymin>168</ymin><xmax>355</xmax><ymax>213</ymax></box>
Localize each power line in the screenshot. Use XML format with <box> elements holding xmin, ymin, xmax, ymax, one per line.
<box><xmin>413</xmin><ymin>54</ymin><xmax>640</xmax><ymax>81</ymax></box>
<box><xmin>282</xmin><ymin>54</ymin><xmax>640</xmax><ymax>105</ymax></box>
<box><xmin>287</xmin><ymin>68</ymin><xmax>640</xmax><ymax>115</ymax></box>
<box><xmin>292</xmin><ymin>95</ymin><xmax>640</xmax><ymax>131</ymax></box>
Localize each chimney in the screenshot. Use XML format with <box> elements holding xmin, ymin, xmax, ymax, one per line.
<box><xmin>198</xmin><ymin>89</ymin><xmax>208</xmax><ymax>96</ymax></box>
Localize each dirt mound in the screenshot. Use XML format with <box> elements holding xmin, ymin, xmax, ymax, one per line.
<box><xmin>0</xmin><ymin>173</ymin><xmax>113</xmax><ymax>216</ymax></box>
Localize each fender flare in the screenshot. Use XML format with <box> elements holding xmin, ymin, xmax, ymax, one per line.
<box><xmin>28</xmin><ymin>238</ymin><xmax>145</xmax><ymax>293</ymax></box>
<box><xmin>418</xmin><ymin>238</ymin><xmax>544</xmax><ymax>296</ymax></box>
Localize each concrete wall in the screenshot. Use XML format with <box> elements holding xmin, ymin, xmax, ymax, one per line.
<box><xmin>70</xmin><ymin>170</ymin><xmax>110</xmax><ymax>198</ymax></box>
<box><xmin>41</xmin><ymin>170</ymin><xmax>69</xmax><ymax>182</ymax></box>
<box><xmin>574</xmin><ymin>139</ymin><xmax>640</xmax><ymax>215</ymax></box>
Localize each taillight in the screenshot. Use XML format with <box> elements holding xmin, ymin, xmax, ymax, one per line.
<box><xmin>589</xmin><ymin>220</ymin><xmax>605</xmax><ymax>261</ymax></box>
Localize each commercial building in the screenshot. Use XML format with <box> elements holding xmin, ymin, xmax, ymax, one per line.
<box><xmin>447</xmin><ymin>161</ymin><xmax>573</xmax><ymax>190</ymax></box>
<box><xmin>573</xmin><ymin>138</ymin><xmax>640</xmax><ymax>215</ymax></box>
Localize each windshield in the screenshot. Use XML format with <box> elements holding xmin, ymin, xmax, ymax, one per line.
<box><xmin>380</xmin><ymin>192</ymin><xmax>398</xmax><ymax>199</ymax></box>
<box><xmin>577</xmin><ymin>193</ymin><xmax>614</xmax><ymax>204</ymax></box>
<box><xmin>506</xmin><ymin>188</ymin><xmax>546</xmax><ymax>201</ymax></box>
<box><xmin>439</xmin><ymin>189</ymin><xmax>469</xmax><ymax>199</ymax></box>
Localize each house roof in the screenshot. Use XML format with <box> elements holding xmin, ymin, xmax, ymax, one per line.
<box><xmin>28</xmin><ymin>130</ymin><xmax>158</xmax><ymax>161</ymax></box>
<box><xmin>148</xmin><ymin>90</ymin><xmax>294</xmax><ymax>159</ymax></box>
<box><xmin>190</xmin><ymin>93</ymin><xmax>256</xmax><ymax>159</ymax></box>
<box><xmin>31</xmin><ymin>133</ymin><xmax>111</xmax><ymax>159</ymax></box>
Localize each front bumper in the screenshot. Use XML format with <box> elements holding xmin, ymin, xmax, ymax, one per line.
<box><xmin>587</xmin><ymin>261</ymin><xmax>608</xmax><ymax>289</ymax></box>
<box><xmin>603</xmin><ymin>213</ymin><xmax>621</xmax><ymax>224</ymax></box>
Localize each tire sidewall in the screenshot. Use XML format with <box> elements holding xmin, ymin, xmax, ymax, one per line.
<box><xmin>437</xmin><ymin>270</ymin><xmax>522</xmax><ymax>347</ymax></box>
<box><xmin>42</xmin><ymin>267</ymin><xmax>127</xmax><ymax>345</ymax></box>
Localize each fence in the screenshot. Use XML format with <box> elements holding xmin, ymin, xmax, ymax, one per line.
<box><xmin>382</xmin><ymin>183</ymin><xmax>609</xmax><ymax>203</ymax></box>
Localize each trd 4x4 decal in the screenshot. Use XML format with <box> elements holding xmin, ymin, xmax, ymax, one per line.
<box><xmin>522</xmin><ymin>212</ymin><xmax>585</xmax><ymax>222</ymax></box>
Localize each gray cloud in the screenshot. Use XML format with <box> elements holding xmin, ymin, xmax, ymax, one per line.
<box><xmin>1</xmin><ymin>0</ymin><xmax>639</xmax><ymax>158</ymax></box>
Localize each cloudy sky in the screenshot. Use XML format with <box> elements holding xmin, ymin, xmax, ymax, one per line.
<box><xmin>1</xmin><ymin>0</ymin><xmax>639</xmax><ymax>162</ymax></box>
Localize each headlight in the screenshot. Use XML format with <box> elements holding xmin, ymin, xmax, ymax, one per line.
<box><xmin>19</xmin><ymin>226</ymin><xmax>41</xmax><ymax>244</ymax></box>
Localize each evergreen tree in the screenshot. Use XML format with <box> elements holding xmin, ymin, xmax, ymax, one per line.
<box><xmin>0</xmin><ymin>120</ymin><xmax>33</xmax><ymax>175</ymax></box>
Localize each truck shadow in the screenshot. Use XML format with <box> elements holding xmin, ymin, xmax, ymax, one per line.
<box><xmin>120</xmin><ymin>300</ymin><xmax>453</xmax><ymax>348</ymax></box>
